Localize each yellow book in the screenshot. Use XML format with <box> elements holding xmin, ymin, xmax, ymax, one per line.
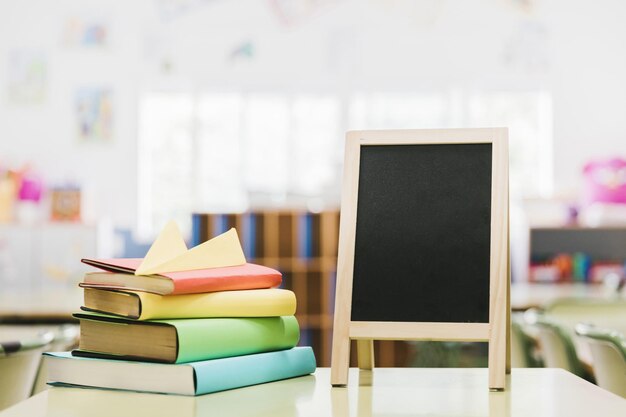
<box><xmin>82</xmin><ymin>288</ymin><xmax>296</xmax><ymax>320</ymax></box>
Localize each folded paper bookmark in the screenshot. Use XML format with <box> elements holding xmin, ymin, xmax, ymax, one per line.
<box><xmin>135</xmin><ymin>221</ymin><xmax>246</xmax><ymax>275</ymax></box>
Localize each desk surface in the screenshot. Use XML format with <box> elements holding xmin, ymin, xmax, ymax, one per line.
<box><xmin>510</xmin><ymin>282</ymin><xmax>624</xmax><ymax>311</ymax></box>
<box><xmin>0</xmin><ymin>289</ymin><xmax>81</xmax><ymax>322</ymax></box>
<box><xmin>1</xmin><ymin>368</ymin><xmax>624</xmax><ymax>417</ymax></box>
<box><xmin>1</xmin><ymin>283</ymin><xmax>622</xmax><ymax>321</ymax></box>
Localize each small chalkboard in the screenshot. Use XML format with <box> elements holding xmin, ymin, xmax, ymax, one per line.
<box><xmin>331</xmin><ymin>129</ymin><xmax>510</xmax><ymax>390</ymax></box>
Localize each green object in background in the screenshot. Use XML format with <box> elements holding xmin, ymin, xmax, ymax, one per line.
<box><xmin>572</xmin><ymin>252</ymin><xmax>591</xmax><ymax>282</ymax></box>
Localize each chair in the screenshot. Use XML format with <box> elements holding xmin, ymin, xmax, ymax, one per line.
<box><xmin>524</xmin><ymin>309</ymin><xmax>592</xmax><ymax>381</ymax></box>
<box><xmin>0</xmin><ymin>331</ymin><xmax>53</xmax><ymax>411</ymax></box>
<box><xmin>575</xmin><ymin>323</ymin><xmax>626</xmax><ymax>398</ymax></box>
<box><xmin>511</xmin><ymin>317</ymin><xmax>542</xmax><ymax>368</ymax></box>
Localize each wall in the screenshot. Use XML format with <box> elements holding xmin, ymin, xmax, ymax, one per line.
<box><xmin>0</xmin><ymin>0</ymin><xmax>624</xmax><ymax>231</ymax></box>
<box><xmin>0</xmin><ymin>0</ymin><xmax>143</xmax><ymax>226</ymax></box>
<box><xmin>544</xmin><ymin>0</ymin><xmax>626</xmax><ymax>194</ymax></box>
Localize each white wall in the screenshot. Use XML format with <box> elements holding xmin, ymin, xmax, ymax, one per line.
<box><xmin>544</xmin><ymin>0</ymin><xmax>626</xmax><ymax>194</ymax></box>
<box><xmin>0</xmin><ymin>0</ymin><xmax>625</xmax><ymax>230</ymax></box>
<box><xmin>0</xmin><ymin>0</ymin><xmax>144</xmax><ymax>227</ymax></box>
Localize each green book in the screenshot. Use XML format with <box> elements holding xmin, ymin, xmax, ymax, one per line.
<box><xmin>45</xmin><ymin>347</ymin><xmax>316</xmax><ymax>396</ymax></box>
<box><xmin>73</xmin><ymin>312</ymin><xmax>300</xmax><ymax>364</ymax></box>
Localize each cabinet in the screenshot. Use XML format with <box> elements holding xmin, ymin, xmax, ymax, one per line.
<box><xmin>192</xmin><ymin>210</ymin><xmax>411</xmax><ymax>367</ymax></box>
<box><xmin>529</xmin><ymin>227</ymin><xmax>626</xmax><ymax>283</ymax></box>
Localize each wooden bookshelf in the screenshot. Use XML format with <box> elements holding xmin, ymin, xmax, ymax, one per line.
<box><xmin>192</xmin><ymin>210</ymin><xmax>411</xmax><ymax>367</ymax></box>
<box><xmin>529</xmin><ymin>226</ymin><xmax>626</xmax><ymax>283</ymax></box>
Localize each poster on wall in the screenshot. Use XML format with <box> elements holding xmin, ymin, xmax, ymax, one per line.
<box><xmin>62</xmin><ymin>16</ymin><xmax>109</xmax><ymax>47</ymax></box>
<box><xmin>228</xmin><ymin>41</ymin><xmax>255</xmax><ymax>63</ymax></box>
<box><xmin>75</xmin><ymin>87</ymin><xmax>113</xmax><ymax>143</ymax></box>
<box><xmin>6</xmin><ymin>49</ymin><xmax>47</xmax><ymax>105</ymax></box>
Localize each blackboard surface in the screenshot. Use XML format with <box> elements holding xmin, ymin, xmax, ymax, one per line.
<box><xmin>351</xmin><ymin>143</ymin><xmax>492</xmax><ymax>323</ymax></box>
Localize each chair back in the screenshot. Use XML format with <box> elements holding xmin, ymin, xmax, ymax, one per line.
<box><xmin>511</xmin><ymin>318</ymin><xmax>542</xmax><ymax>367</ymax></box>
<box><xmin>575</xmin><ymin>323</ymin><xmax>626</xmax><ymax>398</ymax></box>
<box><xmin>524</xmin><ymin>310</ymin><xmax>590</xmax><ymax>380</ymax></box>
<box><xmin>0</xmin><ymin>332</ymin><xmax>53</xmax><ymax>411</ymax></box>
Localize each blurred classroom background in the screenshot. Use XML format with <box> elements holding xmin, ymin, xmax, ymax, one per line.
<box><xmin>1</xmin><ymin>0</ymin><xmax>626</xmax><ymax>408</ymax></box>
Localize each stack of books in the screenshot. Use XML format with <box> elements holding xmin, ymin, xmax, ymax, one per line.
<box><xmin>45</xmin><ymin>223</ymin><xmax>316</xmax><ymax>396</ymax></box>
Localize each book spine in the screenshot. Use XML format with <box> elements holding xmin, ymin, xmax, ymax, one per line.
<box><xmin>191</xmin><ymin>213</ymin><xmax>210</xmax><ymax>246</ymax></box>
<box><xmin>193</xmin><ymin>347</ymin><xmax>316</xmax><ymax>395</ymax></box>
<box><xmin>139</xmin><ymin>289</ymin><xmax>296</xmax><ymax>320</ymax></box>
<box><xmin>175</xmin><ymin>316</ymin><xmax>300</xmax><ymax>363</ymax></box>
<box><xmin>242</xmin><ymin>212</ymin><xmax>256</xmax><ymax>259</ymax></box>
<box><xmin>191</xmin><ymin>214</ymin><xmax>201</xmax><ymax>247</ymax></box>
<box><xmin>212</xmin><ymin>214</ymin><xmax>226</xmax><ymax>235</ymax></box>
<box><xmin>170</xmin><ymin>273</ymin><xmax>282</xmax><ymax>295</ymax></box>
<box><xmin>298</xmin><ymin>213</ymin><xmax>312</xmax><ymax>258</ymax></box>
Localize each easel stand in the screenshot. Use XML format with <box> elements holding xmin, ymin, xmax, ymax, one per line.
<box><xmin>329</xmin><ymin>128</ymin><xmax>511</xmax><ymax>390</ymax></box>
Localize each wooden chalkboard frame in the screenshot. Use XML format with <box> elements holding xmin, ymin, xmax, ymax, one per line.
<box><xmin>330</xmin><ymin>128</ymin><xmax>510</xmax><ymax>390</ymax></box>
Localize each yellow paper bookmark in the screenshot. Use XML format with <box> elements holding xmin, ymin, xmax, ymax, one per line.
<box><xmin>135</xmin><ymin>221</ymin><xmax>246</xmax><ymax>275</ymax></box>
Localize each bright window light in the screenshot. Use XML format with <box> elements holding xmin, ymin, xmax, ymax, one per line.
<box><xmin>243</xmin><ymin>95</ymin><xmax>291</xmax><ymax>195</ymax></box>
<box><xmin>468</xmin><ymin>91</ymin><xmax>553</xmax><ymax>197</ymax></box>
<box><xmin>138</xmin><ymin>93</ymin><xmax>194</xmax><ymax>237</ymax></box>
<box><xmin>138</xmin><ymin>90</ymin><xmax>553</xmax><ymax>236</ymax></box>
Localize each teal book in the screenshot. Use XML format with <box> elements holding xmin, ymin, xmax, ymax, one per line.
<box><xmin>44</xmin><ymin>347</ymin><xmax>316</xmax><ymax>396</ymax></box>
<box><xmin>73</xmin><ymin>312</ymin><xmax>300</xmax><ymax>363</ymax></box>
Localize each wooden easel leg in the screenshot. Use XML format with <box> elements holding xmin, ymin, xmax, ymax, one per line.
<box><xmin>506</xmin><ymin>260</ymin><xmax>511</xmax><ymax>374</ymax></box>
<box><xmin>331</xmin><ymin>333</ymin><xmax>351</xmax><ymax>386</ymax></box>
<box><xmin>357</xmin><ymin>339</ymin><xmax>374</xmax><ymax>370</ymax></box>
<box><xmin>489</xmin><ymin>324</ymin><xmax>507</xmax><ymax>390</ymax></box>
<box><xmin>489</xmin><ymin>251</ymin><xmax>508</xmax><ymax>390</ymax></box>
<box><xmin>489</xmin><ymin>234</ymin><xmax>508</xmax><ymax>389</ymax></box>
<box><xmin>489</xmin><ymin>187</ymin><xmax>509</xmax><ymax>390</ymax></box>
<box><xmin>505</xmin><ymin>208</ymin><xmax>511</xmax><ymax>374</ymax></box>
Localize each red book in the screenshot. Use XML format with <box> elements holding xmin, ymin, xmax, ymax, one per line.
<box><xmin>80</xmin><ymin>258</ymin><xmax>282</xmax><ymax>295</ymax></box>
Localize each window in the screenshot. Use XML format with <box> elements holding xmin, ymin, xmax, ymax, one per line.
<box><xmin>468</xmin><ymin>92</ymin><xmax>553</xmax><ymax>197</ymax></box>
<box><xmin>349</xmin><ymin>93</ymin><xmax>448</xmax><ymax>129</ymax></box>
<box><xmin>196</xmin><ymin>94</ymin><xmax>245</xmax><ymax>212</ymax></box>
<box><xmin>243</xmin><ymin>95</ymin><xmax>291</xmax><ymax>194</ymax></box>
<box><xmin>138</xmin><ymin>91</ymin><xmax>552</xmax><ymax>236</ymax></box>
<box><xmin>138</xmin><ymin>93</ymin><xmax>194</xmax><ymax>237</ymax></box>
<box><xmin>292</xmin><ymin>96</ymin><xmax>341</xmax><ymax>196</ymax></box>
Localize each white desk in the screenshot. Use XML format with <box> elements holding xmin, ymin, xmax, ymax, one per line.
<box><xmin>510</xmin><ymin>282</ymin><xmax>624</xmax><ymax>311</ymax></box>
<box><xmin>1</xmin><ymin>283</ymin><xmax>621</xmax><ymax>320</ymax></box>
<box><xmin>0</xmin><ymin>289</ymin><xmax>81</xmax><ymax>322</ymax></box>
<box><xmin>0</xmin><ymin>368</ymin><xmax>624</xmax><ymax>417</ymax></box>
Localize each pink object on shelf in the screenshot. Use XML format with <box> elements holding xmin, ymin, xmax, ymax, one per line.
<box><xmin>582</xmin><ymin>158</ymin><xmax>626</xmax><ymax>205</ymax></box>
<box><xmin>18</xmin><ymin>176</ymin><xmax>43</xmax><ymax>202</ymax></box>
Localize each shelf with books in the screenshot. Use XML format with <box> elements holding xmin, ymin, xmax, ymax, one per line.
<box><xmin>192</xmin><ymin>210</ymin><xmax>338</xmax><ymax>366</ymax></box>
<box><xmin>191</xmin><ymin>210</ymin><xmax>409</xmax><ymax>368</ymax></box>
<box><xmin>528</xmin><ymin>226</ymin><xmax>626</xmax><ymax>284</ymax></box>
